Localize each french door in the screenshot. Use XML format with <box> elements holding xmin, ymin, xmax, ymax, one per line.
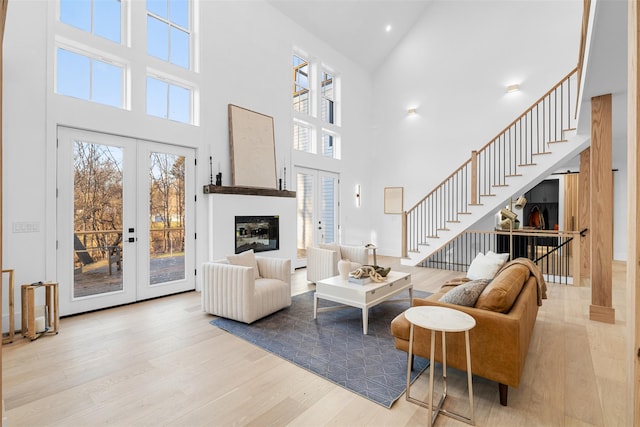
<box><xmin>57</xmin><ymin>127</ymin><xmax>195</xmax><ymax>315</ymax></box>
<box><xmin>295</xmin><ymin>167</ymin><xmax>339</xmax><ymax>268</ymax></box>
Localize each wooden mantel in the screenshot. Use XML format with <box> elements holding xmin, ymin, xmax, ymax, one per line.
<box><xmin>203</xmin><ymin>185</ymin><xmax>295</xmax><ymax>198</ymax></box>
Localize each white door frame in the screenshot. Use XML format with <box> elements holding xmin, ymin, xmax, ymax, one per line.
<box><xmin>57</xmin><ymin>127</ymin><xmax>196</xmax><ymax>315</ymax></box>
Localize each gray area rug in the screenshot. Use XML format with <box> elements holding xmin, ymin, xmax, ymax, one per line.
<box><xmin>210</xmin><ymin>290</ymin><xmax>430</xmax><ymax>408</ymax></box>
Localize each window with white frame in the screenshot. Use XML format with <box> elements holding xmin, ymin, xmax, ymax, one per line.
<box><xmin>293</xmin><ymin>121</ymin><xmax>312</xmax><ymax>153</ymax></box>
<box><xmin>60</xmin><ymin>0</ymin><xmax>122</xmax><ymax>43</ymax></box>
<box><xmin>292</xmin><ymin>53</ymin><xmax>340</xmax><ymax>159</ymax></box>
<box><xmin>321</xmin><ymin>70</ymin><xmax>335</xmax><ymax>124</ymax></box>
<box><xmin>321</xmin><ymin>131</ymin><xmax>336</xmax><ymax>158</ymax></box>
<box><xmin>146</xmin><ymin>75</ymin><xmax>192</xmax><ymax>124</ymax></box>
<box><xmin>147</xmin><ymin>0</ymin><xmax>191</xmax><ymax>69</ymax></box>
<box><xmin>56</xmin><ymin>47</ymin><xmax>124</xmax><ymax>108</ymax></box>
<box><xmin>293</xmin><ymin>55</ymin><xmax>310</xmax><ymax>114</ymax></box>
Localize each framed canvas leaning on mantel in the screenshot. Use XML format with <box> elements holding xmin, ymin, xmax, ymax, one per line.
<box><xmin>228</xmin><ymin>104</ymin><xmax>278</xmax><ymax>189</ymax></box>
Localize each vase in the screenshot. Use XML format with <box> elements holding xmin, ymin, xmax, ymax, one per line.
<box><xmin>337</xmin><ymin>259</ymin><xmax>351</xmax><ymax>280</ymax></box>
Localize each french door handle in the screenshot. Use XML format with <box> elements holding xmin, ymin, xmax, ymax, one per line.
<box><xmin>127</xmin><ymin>237</ymin><xmax>136</xmax><ymax>243</ymax></box>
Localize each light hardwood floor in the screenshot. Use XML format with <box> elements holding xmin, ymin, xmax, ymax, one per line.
<box><xmin>2</xmin><ymin>257</ymin><xmax>628</xmax><ymax>426</ymax></box>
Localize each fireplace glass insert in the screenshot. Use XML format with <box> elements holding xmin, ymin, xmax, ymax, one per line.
<box><xmin>235</xmin><ymin>216</ymin><xmax>280</xmax><ymax>254</ymax></box>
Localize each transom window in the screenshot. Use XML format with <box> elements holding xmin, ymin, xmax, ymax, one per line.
<box><xmin>147</xmin><ymin>0</ymin><xmax>191</xmax><ymax>69</ymax></box>
<box><xmin>56</xmin><ymin>47</ymin><xmax>124</xmax><ymax>108</ymax></box>
<box><xmin>60</xmin><ymin>0</ymin><xmax>122</xmax><ymax>43</ymax></box>
<box><xmin>146</xmin><ymin>75</ymin><xmax>191</xmax><ymax>124</ymax></box>
<box><xmin>293</xmin><ymin>121</ymin><xmax>312</xmax><ymax>153</ymax></box>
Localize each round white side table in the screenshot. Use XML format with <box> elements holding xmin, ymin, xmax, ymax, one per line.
<box><xmin>405</xmin><ymin>305</ymin><xmax>476</xmax><ymax>426</ymax></box>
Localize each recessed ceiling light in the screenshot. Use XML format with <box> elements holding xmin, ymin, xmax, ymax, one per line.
<box><xmin>385</xmin><ymin>24</ymin><xmax>392</xmax><ymax>33</ymax></box>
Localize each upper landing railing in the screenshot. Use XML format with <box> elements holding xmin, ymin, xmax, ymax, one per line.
<box><xmin>403</xmin><ymin>68</ymin><xmax>578</xmax><ymax>257</ymax></box>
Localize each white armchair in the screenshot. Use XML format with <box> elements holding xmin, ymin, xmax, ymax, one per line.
<box><xmin>306</xmin><ymin>243</ymin><xmax>369</xmax><ymax>283</ymax></box>
<box><xmin>202</xmin><ymin>255</ymin><xmax>291</xmax><ymax>324</ymax></box>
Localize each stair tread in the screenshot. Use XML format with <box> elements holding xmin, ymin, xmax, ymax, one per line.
<box><xmin>548</xmin><ymin>139</ymin><xmax>568</xmax><ymax>144</ymax></box>
<box><xmin>492</xmin><ymin>184</ymin><xmax>509</xmax><ymax>188</ymax></box>
<box><xmin>518</xmin><ymin>163</ymin><xmax>537</xmax><ymax>167</ymax></box>
<box><xmin>446</xmin><ymin>220</ymin><xmax>461</xmax><ymax>223</ymax></box>
<box><xmin>505</xmin><ymin>174</ymin><xmax>523</xmax><ymax>177</ymax></box>
<box><xmin>533</xmin><ymin>152</ymin><xmax>552</xmax><ymax>156</ymax></box>
<box><xmin>468</xmin><ymin>203</ymin><xmax>483</xmax><ymax>206</ymax></box>
<box><xmin>480</xmin><ymin>194</ymin><xmax>496</xmax><ymax>197</ymax></box>
<box><xmin>437</xmin><ymin>228</ymin><xmax>450</xmax><ymax>231</ymax></box>
<box><xmin>458</xmin><ymin>212</ymin><xmax>472</xmax><ymax>214</ymax></box>
<box><xmin>426</xmin><ymin>235</ymin><xmax>440</xmax><ymax>239</ymax></box>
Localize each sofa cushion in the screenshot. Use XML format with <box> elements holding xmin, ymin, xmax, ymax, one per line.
<box><xmin>227</xmin><ymin>249</ymin><xmax>260</xmax><ymax>279</ymax></box>
<box><xmin>466</xmin><ymin>252</ymin><xmax>505</xmax><ymax>280</ymax></box>
<box><xmin>439</xmin><ymin>279</ymin><xmax>490</xmax><ymax>307</ymax></box>
<box><xmin>475</xmin><ymin>263</ymin><xmax>530</xmax><ymax>312</ymax></box>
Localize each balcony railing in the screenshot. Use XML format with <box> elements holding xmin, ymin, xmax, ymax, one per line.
<box><xmin>420</xmin><ymin>229</ymin><xmax>584</xmax><ymax>285</ymax></box>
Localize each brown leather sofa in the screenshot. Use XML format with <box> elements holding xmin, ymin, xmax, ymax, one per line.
<box><xmin>390</xmin><ymin>259</ymin><xmax>545</xmax><ymax>406</ymax></box>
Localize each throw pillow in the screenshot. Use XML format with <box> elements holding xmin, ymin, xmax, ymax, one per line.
<box><xmin>227</xmin><ymin>249</ymin><xmax>260</xmax><ymax>279</ymax></box>
<box><xmin>319</xmin><ymin>242</ymin><xmax>342</xmax><ymax>260</ymax></box>
<box><xmin>466</xmin><ymin>252</ymin><xmax>504</xmax><ymax>280</ymax></box>
<box><xmin>486</xmin><ymin>250</ymin><xmax>509</xmax><ymax>264</ymax></box>
<box><xmin>439</xmin><ymin>279</ymin><xmax>490</xmax><ymax>307</ymax></box>
<box><xmin>475</xmin><ymin>263</ymin><xmax>530</xmax><ymax>312</ymax></box>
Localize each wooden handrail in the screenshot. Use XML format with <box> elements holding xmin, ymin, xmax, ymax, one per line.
<box><xmin>404</xmin><ymin>69</ymin><xmax>578</xmax><ymax>259</ymax></box>
<box><xmin>407</xmin><ymin>159</ymin><xmax>472</xmax><ymax>212</ymax></box>
<box><xmin>476</xmin><ymin>67</ymin><xmax>578</xmax><ymax>155</ymax></box>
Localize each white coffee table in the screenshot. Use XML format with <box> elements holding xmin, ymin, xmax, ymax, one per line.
<box><xmin>313</xmin><ymin>271</ymin><xmax>412</xmax><ymax>334</ymax></box>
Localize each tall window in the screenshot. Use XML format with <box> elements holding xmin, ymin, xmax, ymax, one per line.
<box><xmin>321</xmin><ymin>70</ymin><xmax>334</xmax><ymax>124</ymax></box>
<box><xmin>293</xmin><ymin>55</ymin><xmax>309</xmax><ymax>114</ymax></box>
<box><xmin>56</xmin><ymin>47</ymin><xmax>124</xmax><ymax>108</ymax></box>
<box><xmin>292</xmin><ymin>53</ymin><xmax>340</xmax><ymax>159</ymax></box>
<box><xmin>146</xmin><ymin>76</ymin><xmax>191</xmax><ymax>124</ymax></box>
<box><xmin>60</xmin><ymin>0</ymin><xmax>122</xmax><ymax>43</ymax></box>
<box><xmin>147</xmin><ymin>0</ymin><xmax>191</xmax><ymax>69</ymax></box>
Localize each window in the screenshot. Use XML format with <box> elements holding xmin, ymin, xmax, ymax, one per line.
<box><xmin>147</xmin><ymin>0</ymin><xmax>190</xmax><ymax>69</ymax></box>
<box><xmin>60</xmin><ymin>0</ymin><xmax>122</xmax><ymax>43</ymax></box>
<box><xmin>293</xmin><ymin>122</ymin><xmax>312</xmax><ymax>153</ymax></box>
<box><xmin>321</xmin><ymin>71</ymin><xmax>334</xmax><ymax>124</ymax></box>
<box><xmin>292</xmin><ymin>53</ymin><xmax>340</xmax><ymax>159</ymax></box>
<box><xmin>56</xmin><ymin>47</ymin><xmax>123</xmax><ymax>108</ymax></box>
<box><xmin>146</xmin><ymin>76</ymin><xmax>191</xmax><ymax>124</ymax></box>
<box><xmin>293</xmin><ymin>55</ymin><xmax>309</xmax><ymax>114</ymax></box>
<box><xmin>321</xmin><ymin>132</ymin><xmax>335</xmax><ymax>158</ymax></box>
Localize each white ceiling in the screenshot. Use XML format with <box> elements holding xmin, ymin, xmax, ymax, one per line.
<box><xmin>267</xmin><ymin>0</ymin><xmax>433</xmax><ymax>70</ymax></box>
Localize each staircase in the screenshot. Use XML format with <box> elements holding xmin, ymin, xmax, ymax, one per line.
<box><xmin>401</xmin><ymin>68</ymin><xmax>589</xmax><ymax>266</ymax></box>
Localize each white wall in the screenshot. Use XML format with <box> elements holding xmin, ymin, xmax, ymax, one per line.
<box><xmin>2</xmin><ymin>0</ymin><xmax>373</xmax><ymax>321</ymax></box>
<box><xmin>369</xmin><ymin>0</ymin><xmax>582</xmax><ymax>256</ymax></box>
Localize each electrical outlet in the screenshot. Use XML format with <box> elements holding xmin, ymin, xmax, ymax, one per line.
<box><xmin>12</xmin><ymin>222</ymin><xmax>40</xmax><ymax>233</ymax></box>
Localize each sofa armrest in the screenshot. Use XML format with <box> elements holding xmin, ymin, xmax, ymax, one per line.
<box><xmin>201</xmin><ymin>261</ymin><xmax>256</xmax><ymax>320</ymax></box>
<box><xmin>256</xmin><ymin>256</ymin><xmax>291</xmax><ymax>285</ymax></box>
<box><xmin>339</xmin><ymin>245</ymin><xmax>369</xmax><ymax>265</ymax></box>
<box><xmin>306</xmin><ymin>246</ymin><xmax>339</xmax><ymax>282</ymax></box>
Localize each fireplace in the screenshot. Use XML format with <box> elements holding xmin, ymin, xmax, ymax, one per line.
<box><xmin>235</xmin><ymin>216</ymin><xmax>280</xmax><ymax>254</ymax></box>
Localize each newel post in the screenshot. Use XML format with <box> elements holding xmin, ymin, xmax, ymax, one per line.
<box><xmin>402</xmin><ymin>211</ymin><xmax>407</xmax><ymax>258</ymax></box>
<box><xmin>471</xmin><ymin>150</ymin><xmax>478</xmax><ymax>205</ymax></box>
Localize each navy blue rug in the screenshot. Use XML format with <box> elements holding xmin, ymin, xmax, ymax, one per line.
<box><xmin>210</xmin><ymin>290</ymin><xmax>430</xmax><ymax>408</ymax></box>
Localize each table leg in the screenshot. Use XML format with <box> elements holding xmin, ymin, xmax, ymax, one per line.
<box><xmin>409</xmin><ymin>287</ymin><xmax>413</xmax><ymax>305</ymax></box>
<box><xmin>406</xmin><ymin>323</ymin><xmax>414</xmax><ymax>400</ymax></box>
<box><xmin>428</xmin><ymin>328</ymin><xmax>436</xmax><ymax>427</ymax></box>
<box><xmin>313</xmin><ymin>293</ymin><xmax>318</xmax><ymax>319</ymax></box>
<box><xmin>465</xmin><ymin>330</ymin><xmax>475</xmax><ymax>424</ymax></box>
<box><xmin>362</xmin><ymin>308</ymin><xmax>368</xmax><ymax>334</ymax></box>
<box><xmin>442</xmin><ymin>330</ymin><xmax>448</xmax><ymax>397</ymax></box>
